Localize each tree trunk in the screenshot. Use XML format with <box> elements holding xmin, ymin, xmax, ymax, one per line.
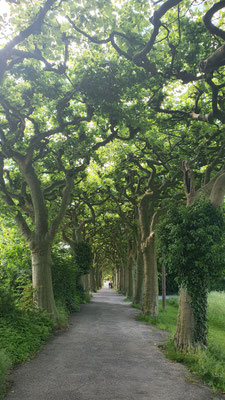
<box><xmin>119</xmin><ymin>265</ymin><xmax>124</xmax><ymax>293</ymax></box>
<box><xmin>162</xmin><ymin>264</ymin><xmax>166</xmax><ymax>310</ymax></box>
<box><xmin>80</xmin><ymin>274</ymin><xmax>91</xmax><ymax>292</ymax></box>
<box><xmin>31</xmin><ymin>244</ymin><xmax>58</xmax><ymax>319</ymax></box>
<box><xmin>138</xmin><ymin>193</ymin><xmax>159</xmax><ymax>316</ymax></box>
<box><xmin>90</xmin><ymin>267</ymin><xmax>96</xmax><ymax>292</ymax></box>
<box><xmin>133</xmin><ymin>247</ymin><xmax>144</xmax><ymax>305</ymax></box>
<box><xmin>115</xmin><ymin>268</ymin><xmax>120</xmax><ymax>289</ymax></box>
<box><xmin>174</xmin><ymin>288</ymin><xmax>194</xmax><ymax>350</ymax></box>
<box><xmin>122</xmin><ymin>262</ymin><xmax>128</xmax><ymax>296</ymax></box>
<box><xmin>142</xmin><ymin>235</ymin><xmax>158</xmax><ymax>316</ymax></box>
<box><xmin>127</xmin><ymin>242</ymin><xmax>134</xmax><ymax>298</ymax></box>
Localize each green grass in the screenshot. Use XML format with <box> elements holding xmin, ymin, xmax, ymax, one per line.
<box><xmin>136</xmin><ymin>292</ymin><xmax>225</xmax><ymax>393</ymax></box>
<box><xmin>207</xmin><ymin>291</ymin><xmax>225</xmax><ymax>352</ymax></box>
<box><xmin>123</xmin><ymin>297</ymin><xmax>133</xmax><ymax>302</ymax></box>
<box><xmin>132</xmin><ymin>303</ymin><xmax>142</xmax><ymax>310</ymax></box>
<box><xmin>137</xmin><ymin>296</ymin><xmax>178</xmax><ymax>334</ymax></box>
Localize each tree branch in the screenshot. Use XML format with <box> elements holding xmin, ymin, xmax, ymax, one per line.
<box><xmin>48</xmin><ymin>173</ymin><xmax>74</xmax><ymax>242</ymax></box>
<box><xmin>0</xmin><ymin>0</ymin><xmax>59</xmax><ymax>80</ymax></box>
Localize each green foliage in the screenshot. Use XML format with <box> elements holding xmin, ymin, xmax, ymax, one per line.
<box><xmin>0</xmin><ymin>222</ymin><xmax>32</xmax><ymax>311</ymax></box>
<box><xmin>158</xmin><ymin>271</ymin><xmax>179</xmax><ymax>295</ymax></box>
<box><xmin>157</xmin><ymin>198</ymin><xmax>225</xmax><ymax>344</ymax></box>
<box><xmin>74</xmin><ymin>241</ymin><xmax>93</xmax><ymax>275</ymax></box>
<box><xmin>0</xmin><ymin>350</ymin><xmax>11</xmax><ymax>398</ymax></box>
<box><xmin>0</xmin><ymin>309</ymin><xmax>54</xmax><ymax>365</ymax></box>
<box><xmin>52</xmin><ymin>248</ymin><xmax>82</xmax><ymax>312</ymax></box>
<box><xmin>166</xmin><ymin>296</ymin><xmax>179</xmax><ymax>308</ymax></box>
<box><xmin>0</xmin><ymin>286</ymin><xmax>17</xmax><ymax>316</ymax></box>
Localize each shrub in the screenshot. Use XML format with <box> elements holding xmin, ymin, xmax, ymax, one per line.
<box><xmin>52</xmin><ymin>248</ymin><xmax>84</xmax><ymax>312</ymax></box>
<box><xmin>0</xmin><ymin>350</ymin><xmax>11</xmax><ymax>397</ymax></box>
<box><xmin>74</xmin><ymin>241</ymin><xmax>93</xmax><ymax>274</ymax></box>
<box><xmin>0</xmin><ymin>309</ymin><xmax>54</xmax><ymax>364</ymax></box>
<box><xmin>0</xmin><ymin>286</ymin><xmax>17</xmax><ymax>316</ymax></box>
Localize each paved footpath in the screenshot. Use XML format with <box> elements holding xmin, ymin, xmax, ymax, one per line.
<box><xmin>5</xmin><ymin>288</ymin><xmax>224</xmax><ymax>400</ymax></box>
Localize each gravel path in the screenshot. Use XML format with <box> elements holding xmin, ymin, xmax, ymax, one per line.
<box><xmin>5</xmin><ymin>288</ymin><xmax>224</xmax><ymax>400</ymax></box>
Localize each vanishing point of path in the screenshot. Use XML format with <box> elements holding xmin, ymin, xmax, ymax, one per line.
<box><xmin>5</xmin><ymin>288</ymin><xmax>224</xmax><ymax>400</ymax></box>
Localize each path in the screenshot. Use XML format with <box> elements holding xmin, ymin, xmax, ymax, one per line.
<box><xmin>5</xmin><ymin>288</ymin><xmax>223</xmax><ymax>400</ymax></box>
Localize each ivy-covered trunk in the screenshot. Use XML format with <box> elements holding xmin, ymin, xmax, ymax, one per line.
<box><xmin>174</xmin><ymin>164</ymin><xmax>225</xmax><ymax>350</ymax></box>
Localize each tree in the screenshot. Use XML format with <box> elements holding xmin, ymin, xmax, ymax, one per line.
<box><xmin>0</xmin><ymin>0</ymin><xmax>125</xmax><ymax>317</ymax></box>
<box><xmin>158</xmin><ymin>161</ymin><xmax>225</xmax><ymax>349</ymax></box>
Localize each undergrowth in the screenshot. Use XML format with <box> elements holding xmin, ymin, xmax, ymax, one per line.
<box><xmin>136</xmin><ymin>292</ymin><xmax>225</xmax><ymax>393</ymax></box>
<box><xmin>0</xmin><ymin>289</ymin><xmax>92</xmax><ymax>398</ymax></box>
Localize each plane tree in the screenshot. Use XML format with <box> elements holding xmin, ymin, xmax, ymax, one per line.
<box><xmin>0</xmin><ymin>0</ymin><xmax>132</xmax><ymax>318</ymax></box>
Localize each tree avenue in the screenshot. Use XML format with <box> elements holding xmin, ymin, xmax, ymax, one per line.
<box><xmin>0</xmin><ymin>0</ymin><xmax>225</xmax><ymax>357</ymax></box>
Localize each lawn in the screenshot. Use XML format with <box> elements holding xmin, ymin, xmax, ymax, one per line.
<box><xmin>136</xmin><ymin>291</ymin><xmax>225</xmax><ymax>393</ymax></box>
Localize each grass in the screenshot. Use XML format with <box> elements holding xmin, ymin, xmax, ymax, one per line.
<box><xmin>123</xmin><ymin>297</ymin><xmax>133</xmax><ymax>302</ymax></box>
<box><xmin>136</xmin><ymin>292</ymin><xmax>225</xmax><ymax>393</ymax></box>
<box><xmin>207</xmin><ymin>291</ymin><xmax>225</xmax><ymax>352</ymax></box>
<box><xmin>136</xmin><ymin>296</ymin><xmax>178</xmax><ymax>334</ymax></box>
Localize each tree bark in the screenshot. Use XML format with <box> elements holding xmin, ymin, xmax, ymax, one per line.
<box><xmin>161</xmin><ymin>264</ymin><xmax>166</xmax><ymax>310</ymax></box>
<box><xmin>80</xmin><ymin>274</ymin><xmax>91</xmax><ymax>292</ymax></box>
<box><xmin>142</xmin><ymin>233</ymin><xmax>158</xmax><ymax>316</ymax></box>
<box><xmin>138</xmin><ymin>193</ymin><xmax>159</xmax><ymax>316</ymax></box>
<box><xmin>31</xmin><ymin>243</ymin><xmax>58</xmax><ymax>319</ymax></box>
<box><xmin>174</xmin><ymin>288</ymin><xmax>194</xmax><ymax>350</ymax></box>
<box><xmin>119</xmin><ymin>265</ymin><xmax>124</xmax><ymax>293</ymax></box>
<box><xmin>133</xmin><ymin>246</ymin><xmax>144</xmax><ymax>305</ymax></box>
<box><xmin>127</xmin><ymin>241</ymin><xmax>134</xmax><ymax>298</ymax></box>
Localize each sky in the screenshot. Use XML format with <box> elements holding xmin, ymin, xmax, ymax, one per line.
<box><xmin>0</xmin><ymin>0</ymin><xmax>9</xmax><ymax>16</ymax></box>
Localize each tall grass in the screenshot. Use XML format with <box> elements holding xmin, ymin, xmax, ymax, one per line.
<box><xmin>137</xmin><ymin>292</ymin><xmax>225</xmax><ymax>393</ymax></box>
<box><xmin>207</xmin><ymin>291</ymin><xmax>225</xmax><ymax>352</ymax></box>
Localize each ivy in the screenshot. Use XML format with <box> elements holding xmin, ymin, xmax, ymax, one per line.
<box><xmin>157</xmin><ymin>198</ymin><xmax>225</xmax><ymax>345</ymax></box>
<box><xmin>74</xmin><ymin>241</ymin><xmax>93</xmax><ymax>275</ymax></box>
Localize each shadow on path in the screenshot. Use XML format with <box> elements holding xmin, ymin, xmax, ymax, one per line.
<box><xmin>4</xmin><ymin>288</ymin><xmax>223</xmax><ymax>400</ymax></box>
